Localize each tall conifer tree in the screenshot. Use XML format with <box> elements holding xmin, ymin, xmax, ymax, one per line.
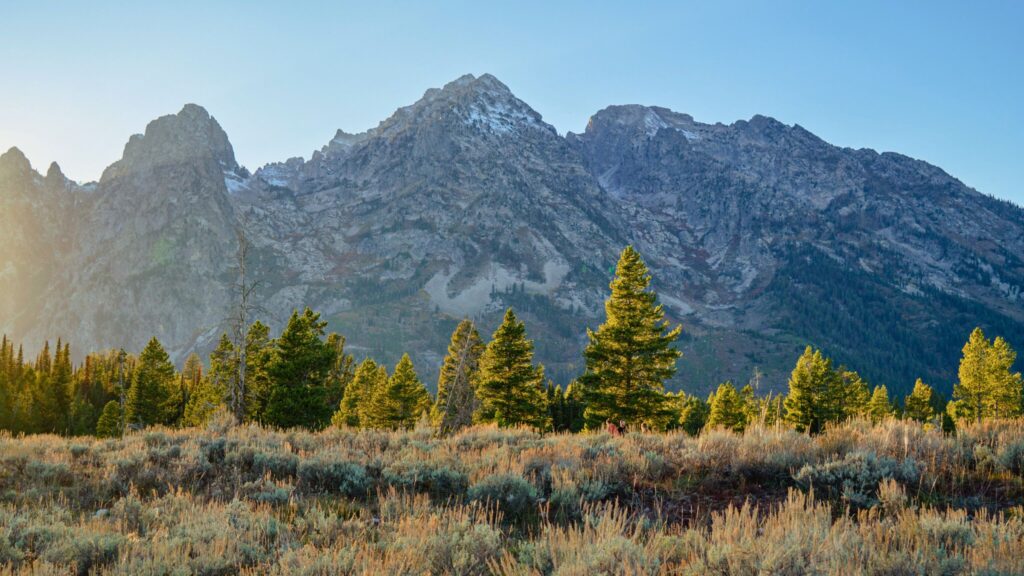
<box><xmin>264</xmin><ymin>308</ymin><xmax>335</xmax><ymax>429</ymax></box>
<box><xmin>580</xmin><ymin>246</ymin><xmax>681</xmax><ymax>429</ymax></box>
<box><xmin>475</xmin><ymin>309</ymin><xmax>547</xmax><ymax>429</ymax></box>
<box><xmin>126</xmin><ymin>337</ymin><xmax>176</xmax><ymax>428</ymax></box>
<box><xmin>364</xmin><ymin>354</ymin><xmax>431</xmax><ymax>430</ymax></box>
<box><xmin>432</xmin><ymin>319</ymin><xmax>484</xmax><ymax>435</ymax></box>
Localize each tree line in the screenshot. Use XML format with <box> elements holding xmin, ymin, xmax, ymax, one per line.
<box><xmin>0</xmin><ymin>247</ymin><xmax>1020</xmax><ymax>438</ymax></box>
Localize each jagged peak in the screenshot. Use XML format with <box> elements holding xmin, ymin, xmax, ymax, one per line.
<box><xmin>584</xmin><ymin>105</ymin><xmax>701</xmax><ymax>141</ymax></box>
<box><xmin>102</xmin><ymin>103</ymin><xmax>238</xmax><ymax>183</ymax></box>
<box><xmin>0</xmin><ymin>144</ymin><xmax>30</xmax><ymax>169</ymax></box>
<box><xmin>0</xmin><ymin>146</ymin><xmax>32</xmax><ymax>174</ymax></box>
<box><xmin>45</xmin><ymin>162</ymin><xmax>67</xmax><ymax>187</ymax></box>
<box><xmin>374</xmin><ymin>73</ymin><xmax>552</xmax><ymax>138</ymax></box>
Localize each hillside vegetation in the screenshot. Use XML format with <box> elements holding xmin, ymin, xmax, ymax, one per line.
<box><xmin>2</xmin><ymin>419</ymin><xmax>1024</xmax><ymax>574</ymax></box>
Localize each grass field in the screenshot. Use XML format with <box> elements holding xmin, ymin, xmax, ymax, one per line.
<box><xmin>2</xmin><ymin>418</ymin><xmax>1024</xmax><ymax>575</ymax></box>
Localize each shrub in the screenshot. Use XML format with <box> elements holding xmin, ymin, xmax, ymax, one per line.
<box><xmin>297</xmin><ymin>458</ymin><xmax>369</xmax><ymax>497</ymax></box>
<box><xmin>468</xmin><ymin>474</ymin><xmax>538</xmax><ymax>523</ymax></box>
<box><xmin>794</xmin><ymin>451</ymin><xmax>919</xmax><ymax>508</ymax></box>
<box><xmin>382</xmin><ymin>463</ymin><xmax>469</xmax><ymax>501</ymax></box>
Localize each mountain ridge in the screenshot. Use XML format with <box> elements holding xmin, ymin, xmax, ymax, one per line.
<box><xmin>3</xmin><ymin>74</ymin><xmax>1022</xmax><ymax>396</ymax></box>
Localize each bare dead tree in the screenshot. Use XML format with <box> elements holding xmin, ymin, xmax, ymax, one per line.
<box><xmin>226</xmin><ymin>224</ymin><xmax>267</xmax><ymax>424</ymax></box>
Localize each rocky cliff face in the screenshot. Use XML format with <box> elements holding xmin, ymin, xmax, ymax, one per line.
<box><xmin>4</xmin><ymin>75</ymin><xmax>1022</xmax><ymax>395</ymax></box>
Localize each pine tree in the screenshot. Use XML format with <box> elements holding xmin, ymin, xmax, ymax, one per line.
<box><xmin>244</xmin><ymin>320</ymin><xmax>273</xmax><ymax>424</ymax></box>
<box><xmin>333</xmin><ymin>358</ymin><xmax>384</xmax><ymax>428</ymax></box>
<box><xmin>95</xmin><ymin>400</ymin><xmax>123</xmax><ymax>438</ymax></box>
<box><xmin>867</xmin><ymin>385</ymin><xmax>893</xmax><ymax>423</ymax></box>
<box><xmin>836</xmin><ymin>368</ymin><xmax>870</xmax><ymax>420</ymax></box>
<box><xmin>580</xmin><ymin>246</ymin><xmax>681</xmax><ymax>429</ymax></box>
<box><xmin>432</xmin><ymin>319</ymin><xmax>484</xmax><ymax>435</ymax></box>
<box><xmin>324</xmin><ymin>333</ymin><xmax>355</xmax><ymax>416</ymax></box>
<box><xmin>126</xmin><ymin>337</ymin><xmax>175</xmax><ymax>428</ymax></box>
<box><xmin>706</xmin><ymin>381</ymin><xmax>749</xmax><ymax>432</ymax></box>
<box><xmin>264</xmin><ymin>308</ymin><xmax>335</xmax><ymax>429</ymax></box>
<box><xmin>951</xmin><ymin>328</ymin><xmax>1023</xmax><ymax>423</ymax></box>
<box><xmin>783</xmin><ymin>346</ymin><xmax>838</xmax><ymax>433</ymax></box>
<box><xmin>989</xmin><ymin>336</ymin><xmax>1023</xmax><ymax>418</ymax></box>
<box><xmin>35</xmin><ymin>340</ymin><xmax>72</xmax><ymax>434</ymax></box>
<box><xmin>677</xmin><ymin>393</ymin><xmax>709</xmax><ymax>436</ymax></box>
<box><xmin>181</xmin><ymin>340</ymin><xmax>230</xmax><ymax>428</ymax></box>
<box><xmin>363</xmin><ymin>354</ymin><xmax>431</xmax><ymax>430</ymax></box>
<box><xmin>904</xmin><ymin>379</ymin><xmax>936</xmax><ymax>423</ymax></box>
<box><xmin>475</xmin><ymin>309</ymin><xmax>547</xmax><ymax>429</ymax></box>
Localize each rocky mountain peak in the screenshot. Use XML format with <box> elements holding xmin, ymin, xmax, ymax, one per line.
<box><xmin>376</xmin><ymin>73</ymin><xmax>554</xmax><ymax>139</ymax></box>
<box><xmin>101</xmin><ymin>103</ymin><xmax>237</xmax><ymax>183</ymax></box>
<box><xmin>44</xmin><ymin>162</ymin><xmax>67</xmax><ymax>188</ymax></box>
<box><xmin>0</xmin><ymin>147</ymin><xmax>33</xmax><ymax>181</ymax></box>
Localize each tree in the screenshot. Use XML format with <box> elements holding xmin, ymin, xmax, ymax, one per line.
<box><xmin>432</xmin><ymin>319</ymin><xmax>484</xmax><ymax>435</ymax></box>
<box><xmin>34</xmin><ymin>340</ymin><xmax>72</xmax><ymax>434</ymax></box>
<box><xmin>95</xmin><ymin>400</ymin><xmax>123</xmax><ymax>438</ymax></box>
<box><xmin>244</xmin><ymin>320</ymin><xmax>273</xmax><ymax>424</ymax></box>
<box><xmin>363</xmin><ymin>354</ymin><xmax>431</xmax><ymax>430</ymax></box>
<box><xmin>180</xmin><ymin>340</ymin><xmax>230</xmax><ymax>428</ymax></box>
<box><xmin>324</xmin><ymin>333</ymin><xmax>355</xmax><ymax>415</ymax></box>
<box><xmin>475</xmin><ymin>309</ymin><xmax>547</xmax><ymax>429</ymax></box>
<box><xmin>676</xmin><ymin>393</ymin><xmax>709</xmax><ymax>436</ymax></box>
<box><xmin>989</xmin><ymin>336</ymin><xmax>1023</xmax><ymax>418</ymax></box>
<box><xmin>836</xmin><ymin>368</ymin><xmax>870</xmax><ymax>420</ymax></box>
<box><xmin>227</xmin><ymin>226</ymin><xmax>267</xmax><ymax>424</ymax></box>
<box><xmin>706</xmin><ymin>382</ymin><xmax>749</xmax><ymax>432</ymax></box>
<box><xmin>264</xmin><ymin>308</ymin><xmax>335</xmax><ymax>429</ymax></box>
<box><xmin>867</xmin><ymin>385</ymin><xmax>893</xmax><ymax>423</ymax></box>
<box><xmin>333</xmin><ymin>358</ymin><xmax>384</xmax><ymax>428</ymax></box>
<box><xmin>951</xmin><ymin>328</ymin><xmax>1023</xmax><ymax>422</ymax></box>
<box><xmin>126</xmin><ymin>337</ymin><xmax>175</xmax><ymax>428</ymax></box>
<box><xmin>580</xmin><ymin>246</ymin><xmax>681</xmax><ymax>429</ymax></box>
<box><xmin>904</xmin><ymin>379</ymin><xmax>936</xmax><ymax>423</ymax></box>
<box><xmin>783</xmin><ymin>346</ymin><xmax>838</xmax><ymax>433</ymax></box>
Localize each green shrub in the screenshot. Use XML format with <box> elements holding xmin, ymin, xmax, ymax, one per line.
<box><xmin>794</xmin><ymin>451</ymin><xmax>919</xmax><ymax>508</ymax></box>
<box><xmin>383</xmin><ymin>463</ymin><xmax>469</xmax><ymax>501</ymax></box>
<box><xmin>297</xmin><ymin>458</ymin><xmax>369</xmax><ymax>497</ymax></box>
<box><xmin>468</xmin><ymin>473</ymin><xmax>538</xmax><ymax>523</ymax></box>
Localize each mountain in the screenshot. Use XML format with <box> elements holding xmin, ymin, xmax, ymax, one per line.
<box><xmin>3</xmin><ymin>74</ymin><xmax>1022</xmax><ymax>396</ymax></box>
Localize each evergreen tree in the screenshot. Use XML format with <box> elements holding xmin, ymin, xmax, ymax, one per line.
<box><xmin>181</xmin><ymin>340</ymin><xmax>231</xmax><ymax>428</ymax></box>
<box><xmin>677</xmin><ymin>393</ymin><xmax>709</xmax><ymax>436</ymax></box>
<box><xmin>363</xmin><ymin>354</ymin><xmax>431</xmax><ymax>430</ymax></box>
<box><xmin>580</xmin><ymin>246</ymin><xmax>681</xmax><ymax>429</ymax></box>
<box><xmin>432</xmin><ymin>319</ymin><xmax>484</xmax><ymax>435</ymax></box>
<box><xmin>951</xmin><ymin>328</ymin><xmax>1023</xmax><ymax>422</ymax></box>
<box><xmin>34</xmin><ymin>340</ymin><xmax>72</xmax><ymax>434</ymax></box>
<box><xmin>95</xmin><ymin>400</ymin><xmax>123</xmax><ymax>438</ymax></box>
<box><xmin>836</xmin><ymin>368</ymin><xmax>870</xmax><ymax>420</ymax></box>
<box><xmin>706</xmin><ymin>381</ymin><xmax>749</xmax><ymax>432</ymax></box>
<box><xmin>904</xmin><ymin>378</ymin><xmax>936</xmax><ymax>422</ymax></box>
<box><xmin>333</xmin><ymin>358</ymin><xmax>384</xmax><ymax>428</ymax></box>
<box><xmin>126</xmin><ymin>337</ymin><xmax>176</xmax><ymax>428</ymax></box>
<box><xmin>989</xmin><ymin>336</ymin><xmax>1023</xmax><ymax>418</ymax></box>
<box><xmin>783</xmin><ymin>346</ymin><xmax>838</xmax><ymax>433</ymax></box>
<box><xmin>244</xmin><ymin>320</ymin><xmax>273</xmax><ymax>424</ymax></box>
<box><xmin>264</xmin><ymin>308</ymin><xmax>335</xmax><ymax>429</ymax></box>
<box><xmin>475</xmin><ymin>309</ymin><xmax>547</xmax><ymax>429</ymax></box>
<box><xmin>324</xmin><ymin>333</ymin><xmax>356</xmax><ymax>415</ymax></box>
<box><xmin>867</xmin><ymin>385</ymin><xmax>893</xmax><ymax>423</ymax></box>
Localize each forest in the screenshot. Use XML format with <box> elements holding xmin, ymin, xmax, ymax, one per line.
<box><xmin>1</xmin><ymin>247</ymin><xmax>1020</xmax><ymax>439</ymax></box>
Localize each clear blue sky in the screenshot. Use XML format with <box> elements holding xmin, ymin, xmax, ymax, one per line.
<box><xmin>1</xmin><ymin>1</ymin><xmax>1021</xmax><ymax>204</ymax></box>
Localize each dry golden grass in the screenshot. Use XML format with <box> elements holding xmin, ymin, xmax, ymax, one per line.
<box><xmin>1</xmin><ymin>418</ymin><xmax>1023</xmax><ymax>574</ymax></box>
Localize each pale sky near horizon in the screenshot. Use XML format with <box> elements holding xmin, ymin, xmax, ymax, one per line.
<box><xmin>1</xmin><ymin>1</ymin><xmax>1021</xmax><ymax>204</ymax></box>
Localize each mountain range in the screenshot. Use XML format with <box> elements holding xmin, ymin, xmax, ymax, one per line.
<box><xmin>2</xmin><ymin>73</ymin><xmax>1022</xmax><ymax>396</ymax></box>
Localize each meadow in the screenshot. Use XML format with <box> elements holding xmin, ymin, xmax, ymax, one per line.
<box><xmin>2</xmin><ymin>416</ymin><xmax>1024</xmax><ymax>575</ymax></box>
